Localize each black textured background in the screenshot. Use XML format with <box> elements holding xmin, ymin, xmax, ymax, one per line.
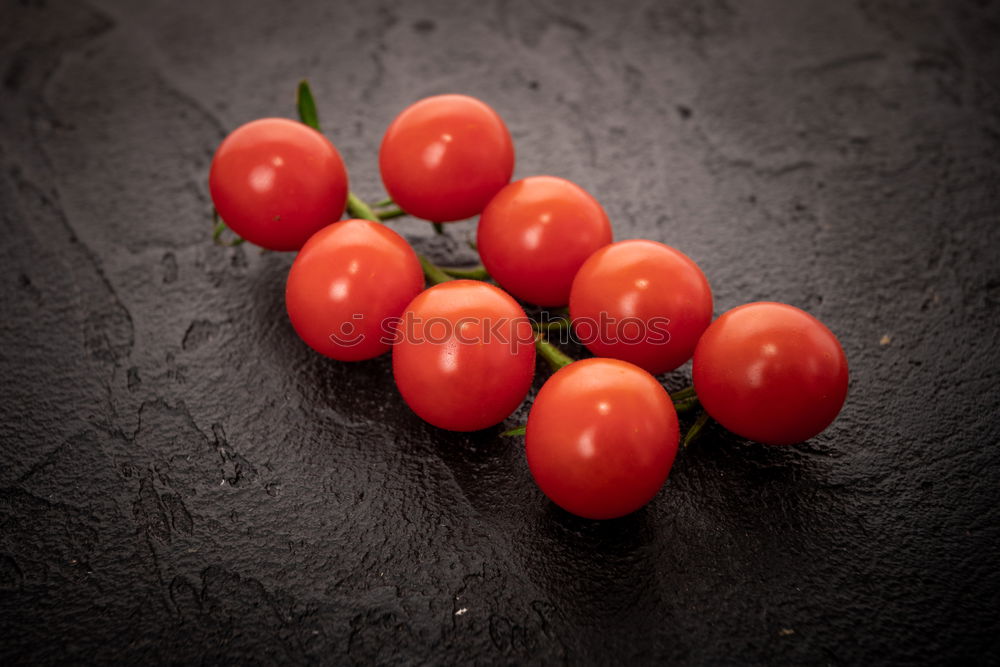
<box><xmin>2</xmin><ymin>0</ymin><xmax>1000</xmax><ymax>664</ymax></box>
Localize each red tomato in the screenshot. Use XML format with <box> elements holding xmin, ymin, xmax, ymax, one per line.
<box><xmin>477</xmin><ymin>176</ymin><xmax>612</xmax><ymax>306</ymax></box>
<box><xmin>285</xmin><ymin>220</ymin><xmax>423</xmax><ymax>361</ymax></box>
<box><xmin>391</xmin><ymin>281</ymin><xmax>535</xmax><ymax>431</ymax></box>
<box><xmin>209</xmin><ymin>118</ymin><xmax>348</xmax><ymax>251</ymax></box>
<box><xmin>692</xmin><ymin>302</ymin><xmax>849</xmax><ymax>445</ymax></box>
<box><xmin>569</xmin><ymin>240</ymin><xmax>713</xmax><ymax>375</ymax></box>
<box><xmin>526</xmin><ymin>358</ymin><xmax>679</xmax><ymax>520</ymax></box>
<box><xmin>379</xmin><ymin>95</ymin><xmax>514</xmax><ymax>222</ymax></box>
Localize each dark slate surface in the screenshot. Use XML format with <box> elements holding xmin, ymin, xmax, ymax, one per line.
<box><xmin>2</xmin><ymin>0</ymin><xmax>999</xmax><ymax>663</ymax></box>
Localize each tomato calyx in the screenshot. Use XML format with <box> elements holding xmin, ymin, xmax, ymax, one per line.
<box><xmin>211</xmin><ymin>210</ymin><xmax>245</xmax><ymax>247</ymax></box>
<box><xmin>682</xmin><ymin>411</ymin><xmax>711</xmax><ymax>448</ymax></box>
<box><xmin>295</xmin><ymin>80</ymin><xmax>322</xmax><ymax>131</ymax></box>
<box><xmin>500</xmin><ymin>425</ymin><xmax>527</xmax><ymax>437</ymax></box>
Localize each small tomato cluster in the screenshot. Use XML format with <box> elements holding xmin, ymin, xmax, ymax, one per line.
<box><xmin>208</xmin><ymin>82</ymin><xmax>849</xmax><ymax>520</ymax></box>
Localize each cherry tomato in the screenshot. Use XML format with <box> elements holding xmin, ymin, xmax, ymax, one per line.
<box><xmin>569</xmin><ymin>240</ymin><xmax>713</xmax><ymax>375</ymax></box>
<box><xmin>285</xmin><ymin>220</ymin><xmax>423</xmax><ymax>361</ymax></box>
<box><xmin>526</xmin><ymin>358</ymin><xmax>679</xmax><ymax>520</ymax></box>
<box><xmin>379</xmin><ymin>95</ymin><xmax>514</xmax><ymax>222</ymax></box>
<box><xmin>692</xmin><ymin>302</ymin><xmax>849</xmax><ymax>445</ymax></box>
<box><xmin>392</xmin><ymin>281</ymin><xmax>535</xmax><ymax>431</ymax></box>
<box><xmin>477</xmin><ymin>176</ymin><xmax>612</xmax><ymax>307</ymax></box>
<box><xmin>209</xmin><ymin>118</ymin><xmax>348</xmax><ymax>251</ymax></box>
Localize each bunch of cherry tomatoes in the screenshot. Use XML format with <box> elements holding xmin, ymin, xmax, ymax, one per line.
<box><xmin>208</xmin><ymin>82</ymin><xmax>849</xmax><ymax>520</ymax></box>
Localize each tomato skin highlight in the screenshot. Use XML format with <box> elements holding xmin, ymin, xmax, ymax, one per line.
<box><xmin>209</xmin><ymin>118</ymin><xmax>348</xmax><ymax>251</ymax></box>
<box><xmin>569</xmin><ymin>240</ymin><xmax>713</xmax><ymax>375</ymax></box>
<box><xmin>477</xmin><ymin>176</ymin><xmax>612</xmax><ymax>307</ymax></box>
<box><xmin>692</xmin><ymin>302</ymin><xmax>849</xmax><ymax>445</ymax></box>
<box><xmin>392</xmin><ymin>281</ymin><xmax>535</xmax><ymax>431</ymax></box>
<box><xmin>526</xmin><ymin>358</ymin><xmax>679</xmax><ymax>520</ymax></box>
<box><xmin>285</xmin><ymin>220</ymin><xmax>424</xmax><ymax>362</ymax></box>
<box><xmin>379</xmin><ymin>95</ymin><xmax>514</xmax><ymax>222</ymax></box>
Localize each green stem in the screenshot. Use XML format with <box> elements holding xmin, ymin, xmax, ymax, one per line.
<box><xmin>418</xmin><ymin>255</ymin><xmax>455</xmax><ymax>285</ymax></box>
<box><xmin>441</xmin><ymin>264</ymin><xmax>491</xmax><ymax>280</ymax></box>
<box><xmin>670</xmin><ymin>386</ymin><xmax>696</xmax><ymax>402</ymax></box>
<box><xmin>212</xmin><ymin>211</ymin><xmax>245</xmax><ymax>246</ymax></box>
<box><xmin>682</xmin><ymin>410</ymin><xmax>711</xmax><ymax>448</ymax></box>
<box><xmin>297</xmin><ymin>80</ymin><xmax>321</xmax><ymax>131</ymax></box>
<box><xmin>500</xmin><ymin>425</ymin><xmax>526</xmax><ymax>437</ymax></box>
<box><xmin>346</xmin><ymin>192</ymin><xmax>379</xmax><ymax>222</ymax></box>
<box><xmin>534</xmin><ymin>334</ymin><xmax>575</xmax><ymax>372</ymax></box>
<box><xmin>346</xmin><ymin>191</ymin><xmax>451</xmax><ymax>284</ymax></box>
<box><xmin>673</xmin><ymin>397</ymin><xmax>700</xmax><ymax>414</ymax></box>
<box><xmin>377</xmin><ymin>208</ymin><xmax>407</xmax><ymax>220</ymax></box>
<box><xmin>372</xmin><ymin>197</ymin><xmax>394</xmax><ymax>208</ymax></box>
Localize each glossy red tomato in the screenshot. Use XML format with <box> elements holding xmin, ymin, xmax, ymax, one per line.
<box><xmin>692</xmin><ymin>302</ymin><xmax>849</xmax><ymax>445</ymax></box>
<box><xmin>210</xmin><ymin>118</ymin><xmax>348</xmax><ymax>251</ymax></box>
<box><xmin>477</xmin><ymin>176</ymin><xmax>612</xmax><ymax>306</ymax></box>
<box><xmin>526</xmin><ymin>358</ymin><xmax>679</xmax><ymax>520</ymax></box>
<box><xmin>379</xmin><ymin>95</ymin><xmax>514</xmax><ymax>222</ymax></box>
<box><xmin>285</xmin><ymin>220</ymin><xmax>423</xmax><ymax>361</ymax></box>
<box><xmin>569</xmin><ymin>240</ymin><xmax>713</xmax><ymax>375</ymax></box>
<box><xmin>392</xmin><ymin>281</ymin><xmax>535</xmax><ymax>431</ymax></box>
